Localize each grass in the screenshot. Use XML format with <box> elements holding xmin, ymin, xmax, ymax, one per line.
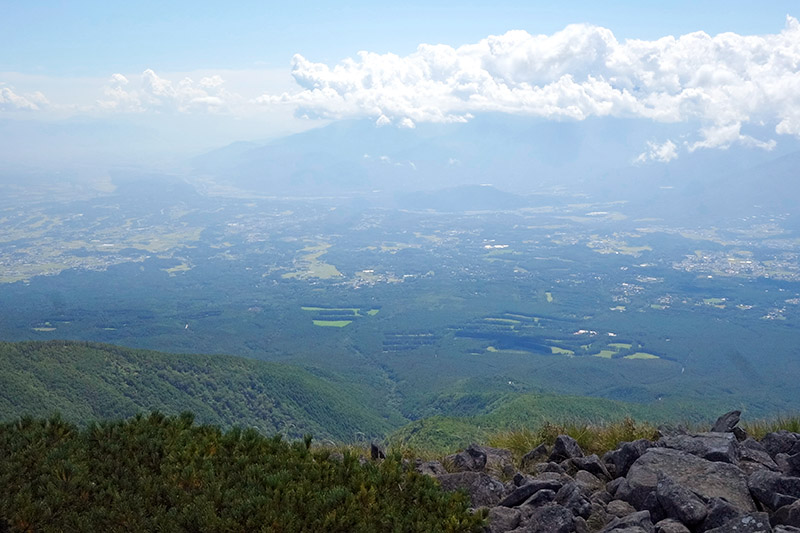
<box><xmin>313</xmin><ymin>320</ymin><xmax>352</xmax><ymax>327</ymax></box>
<box><xmin>545</xmin><ymin>292</ymin><xmax>554</xmax><ymax>303</ymax></box>
<box><xmin>550</xmin><ymin>346</ymin><xmax>574</xmax><ymax>355</ymax></box>
<box><xmin>624</xmin><ymin>352</ymin><xmax>660</xmax><ymax>360</ymax></box>
<box><xmin>592</xmin><ymin>350</ymin><xmax>616</xmax><ymax>359</ymax></box>
<box><xmin>608</xmin><ymin>343</ymin><xmax>632</xmax><ymax>349</ymax></box>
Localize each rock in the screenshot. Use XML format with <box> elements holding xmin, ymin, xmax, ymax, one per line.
<box><xmin>711</xmin><ymin>410</ymin><xmax>742</xmax><ymax>432</ymax></box>
<box><xmin>549</xmin><ymin>435</ymin><xmax>585</xmax><ymax>462</ymax></box>
<box><xmin>624</xmin><ymin>448</ymin><xmax>755</xmax><ymax>512</ymax></box>
<box><xmin>600</xmin><ymin>510</ymin><xmax>655</xmax><ymax>532</ymax></box>
<box><xmin>775</xmin><ymin>527</ymin><xmax>800</xmax><ymax>533</ymax></box>
<box><xmin>785</xmin><ymin>453</ymin><xmax>800</xmax><ymax>477</ymax></box>
<box><xmin>523</xmin><ymin>489</ymin><xmax>557</xmax><ymax>508</ymax></box>
<box><xmin>763</xmin><ymin>432</ymin><xmax>800</xmax><ymax>459</ymax></box>
<box><xmin>655</xmin><ymin>473</ymin><xmax>707</xmax><ymax>526</ymax></box>
<box><xmin>657</xmin><ymin>432</ymin><xmax>740</xmax><ymax>464</ymax></box>
<box><xmin>415</xmin><ymin>460</ymin><xmax>447</xmax><ymax>476</ymax></box>
<box><xmin>522</xmin><ymin>444</ymin><xmax>550</xmax><ymax>470</ymax></box>
<box><xmin>702</xmin><ymin>497</ymin><xmax>744</xmax><ymax>531</ymax></box>
<box><xmin>536</xmin><ymin>462</ymin><xmax>567</xmax><ymax>475</ymax></box>
<box><xmin>370</xmin><ymin>442</ymin><xmax>386</xmax><ymax>460</ymax></box>
<box><xmin>499</xmin><ymin>478</ymin><xmax>564</xmax><ymax>508</ymax></box>
<box><xmin>447</xmin><ymin>444</ymin><xmax>515</xmax><ymax>476</ymax></box>
<box><xmin>654</xmin><ymin>518</ymin><xmax>690</xmax><ymax>533</ymax></box>
<box><xmin>436</xmin><ymin>472</ymin><xmax>506</xmax><ymax>508</ymax></box>
<box><xmin>749</xmin><ymin>470</ymin><xmax>800</xmax><ymax>510</ymax></box>
<box><xmin>591</xmin><ymin>490</ymin><xmax>613</xmax><ymax>506</ymax></box>
<box><xmin>586</xmin><ymin>502</ymin><xmax>611</xmax><ymax>531</ymax></box>
<box><xmin>487</xmin><ymin>506</ymin><xmax>521</xmax><ymax>533</ymax></box>
<box><xmin>604</xmin><ymin>440</ymin><xmax>654</xmax><ymax>479</ymax></box>
<box><xmin>607</xmin><ymin>499</ymin><xmax>637</xmax><ymax>518</ymax></box>
<box><xmin>704</xmin><ymin>512</ymin><xmax>773</xmax><ymax>532</ymax></box>
<box><xmin>555</xmin><ymin>482</ymin><xmax>592</xmax><ymax>519</ymax></box>
<box><xmin>735</xmin><ymin>427</ymin><xmax>750</xmax><ymax>442</ymax></box>
<box><xmin>575</xmin><ymin>470</ymin><xmax>605</xmax><ymax>493</ymax></box>
<box><xmin>574</xmin><ymin>454</ymin><xmax>612</xmax><ymax>481</ymax></box>
<box><xmin>772</xmin><ymin>500</ymin><xmax>800</xmax><ymax>528</ymax></box>
<box><xmin>607</xmin><ymin>477</ymin><xmax>627</xmax><ymax>497</ymax></box>
<box><xmin>740</xmin><ymin>446</ymin><xmax>781</xmax><ymax>474</ymax></box>
<box><xmin>525</xmin><ymin>504</ymin><xmax>576</xmax><ymax>533</ymax></box>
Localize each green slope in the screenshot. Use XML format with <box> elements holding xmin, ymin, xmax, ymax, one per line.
<box><xmin>0</xmin><ymin>340</ymin><xmax>394</xmax><ymax>441</ymax></box>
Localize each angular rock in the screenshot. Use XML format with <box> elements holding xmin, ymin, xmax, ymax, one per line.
<box><xmin>536</xmin><ymin>462</ymin><xmax>567</xmax><ymax>475</ymax></box>
<box><xmin>574</xmin><ymin>454</ymin><xmax>612</xmax><ymax>481</ymax></box>
<box><xmin>600</xmin><ymin>510</ymin><xmax>655</xmax><ymax>533</ymax></box>
<box><xmin>786</xmin><ymin>453</ymin><xmax>800</xmax><ymax>477</ymax></box>
<box><xmin>370</xmin><ymin>442</ymin><xmax>386</xmax><ymax>460</ymax></box>
<box><xmin>772</xmin><ymin>500</ymin><xmax>800</xmax><ymax>528</ymax></box>
<box><xmin>487</xmin><ymin>506</ymin><xmax>521</xmax><ymax>533</ymax></box>
<box><xmin>604</xmin><ymin>439</ymin><xmax>654</xmax><ymax>479</ymax></box>
<box><xmin>624</xmin><ymin>448</ymin><xmax>755</xmax><ymax>512</ymax></box>
<box><xmin>763</xmin><ymin>432</ymin><xmax>800</xmax><ymax>459</ymax></box>
<box><xmin>775</xmin><ymin>527</ymin><xmax>800</xmax><ymax>533</ymax></box>
<box><xmin>740</xmin><ymin>445</ymin><xmax>781</xmax><ymax>474</ymax></box>
<box><xmin>711</xmin><ymin>410</ymin><xmax>742</xmax><ymax>432</ymax></box>
<box><xmin>525</xmin><ymin>504</ymin><xmax>576</xmax><ymax>533</ymax></box>
<box><xmin>607</xmin><ymin>499</ymin><xmax>637</xmax><ymax>518</ymax></box>
<box><xmin>523</xmin><ymin>489</ymin><xmax>557</xmax><ymax>509</ymax></box>
<box><xmin>607</xmin><ymin>477</ymin><xmax>627</xmax><ymax>497</ymax></box>
<box><xmin>702</xmin><ymin>497</ymin><xmax>744</xmax><ymax>531</ymax></box>
<box><xmin>586</xmin><ymin>502</ymin><xmax>611</xmax><ymax>531</ymax></box>
<box><xmin>556</xmin><ymin>482</ymin><xmax>592</xmax><ymax>519</ymax></box>
<box><xmin>591</xmin><ymin>490</ymin><xmax>613</xmax><ymax>506</ymax></box>
<box><xmin>655</xmin><ymin>473</ymin><xmax>707</xmax><ymax>526</ymax></box>
<box><xmin>749</xmin><ymin>470</ymin><xmax>800</xmax><ymax>510</ymax></box>
<box><xmin>549</xmin><ymin>435</ymin><xmax>585</xmax><ymax>462</ymax></box>
<box><xmin>654</xmin><ymin>518</ymin><xmax>690</xmax><ymax>533</ymax></box>
<box><xmin>704</xmin><ymin>512</ymin><xmax>772</xmax><ymax>533</ymax></box>
<box><xmin>447</xmin><ymin>444</ymin><xmax>515</xmax><ymax>476</ymax></box>
<box><xmin>575</xmin><ymin>470</ymin><xmax>605</xmax><ymax>493</ymax></box>
<box><xmin>499</xmin><ymin>478</ymin><xmax>564</xmax><ymax>508</ymax></box>
<box><xmin>436</xmin><ymin>472</ymin><xmax>506</xmax><ymax>508</ymax></box>
<box><xmin>521</xmin><ymin>443</ymin><xmax>550</xmax><ymax>470</ymax></box>
<box><xmin>415</xmin><ymin>459</ymin><xmax>447</xmax><ymax>476</ymax></box>
<box><xmin>658</xmin><ymin>432</ymin><xmax>740</xmax><ymax>464</ymax></box>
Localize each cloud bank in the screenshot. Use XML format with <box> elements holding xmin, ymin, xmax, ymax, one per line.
<box><xmin>260</xmin><ymin>16</ymin><xmax>800</xmax><ymax>155</ymax></box>
<box><xmin>0</xmin><ymin>85</ymin><xmax>49</xmax><ymax>111</ymax></box>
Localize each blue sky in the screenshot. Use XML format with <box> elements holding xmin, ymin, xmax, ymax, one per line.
<box><xmin>2</xmin><ymin>1</ymin><xmax>800</xmax><ymax>161</ymax></box>
<box><xmin>3</xmin><ymin>1</ymin><xmax>798</xmax><ymax>75</ymax></box>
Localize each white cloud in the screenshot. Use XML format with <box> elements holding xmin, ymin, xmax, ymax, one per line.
<box><xmin>635</xmin><ymin>140</ymin><xmax>678</xmax><ymax>164</ymax></box>
<box><xmin>0</xmin><ymin>85</ymin><xmax>49</xmax><ymax>111</ymax></box>
<box><xmin>99</xmin><ymin>69</ymin><xmax>239</xmax><ymax>113</ymax></box>
<box><xmin>258</xmin><ymin>16</ymin><xmax>800</xmax><ymax>154</ymax></box>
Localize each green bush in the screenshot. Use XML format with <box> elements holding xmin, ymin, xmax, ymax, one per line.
<box><xmin>0</xmin><ymin>413</ymin><xmax>484</xmax><ymax>532</ymax></box>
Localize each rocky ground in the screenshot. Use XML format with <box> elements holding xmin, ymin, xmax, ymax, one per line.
<box><xmin>413</xmin><ymin>411</ymin><xmax>800</xmax><ymax>532</ymax></box>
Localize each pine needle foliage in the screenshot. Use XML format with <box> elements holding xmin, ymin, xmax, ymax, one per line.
<box><xmin>0</xmin><ymin>413</ymin><xmax>485</xmax><ymax>532</ymax></box>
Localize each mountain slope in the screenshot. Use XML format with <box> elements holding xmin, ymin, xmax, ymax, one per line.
<box><xmin>0</xmin><ymin>340</ymin><xmax>393</xmax><ymax>441</ymax></box>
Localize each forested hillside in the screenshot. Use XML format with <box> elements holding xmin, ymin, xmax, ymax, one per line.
<box><xmin>0</xmin><ymin>341</ymin><xmax>397</xmax><ymax>441</ymax></box>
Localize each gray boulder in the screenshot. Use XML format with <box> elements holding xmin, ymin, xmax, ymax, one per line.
<box><xmin>524</xmin><ymin>504</ymin><xmax>576</xmax><ymax>533</ymax></box>
<box><xmin>704</xmin><ymin>512</ymin><xmax>772</xmax><ymax>532</ymax></box>
<box><xmin>575</xmin><ymin>470</ymin><xmax>605</xmax><ymax>493</ymax></box>
<box><xmin>555</xmin><ymin>482</ymin><xmax>592</xmax><ymax>519</ymax></box>
<box><xmin>772</xmin><ymin>500</ymin><xmax>800</xmax><ymax>529</ymax></box>
<box><xmin>658</xmin><ymin>432</ymin><xmax>740</xmax><ymax>464</ymax></box>
<box><xmin>415</xmin><ymin>459</ymin><xmax>447</xmax><ymax>476</ymax></box>
<box><xmin>604</xmin><ymin>439</ymin><xmax>655</xmax><ymax>479</ymax></box>
<box><xmin>487</xmin><ymin>506</ymin><xmax>521</xmax><ymax>533</ymax></box>
<box><xmin>499</xmin><ymin>478</ymin><xmax>564</xmax><ymax>507</ymax></box>
<box><xmin>624</xmin><ymin>448</ymin><xmax>755</xmax><ymax>512</ymax></box>
<box><xmin>763</xmin><ymin>432</ymin><xmax>800</xmax><ymax>459</ymax></box>
<box><xmin>702</xmin><ymin>497</ymin><xmax>744</xmax><ymax>531</ymax></box>
<box><xmin>549</xmin><ymin>435</ymin><xmax>585</xmax><ymax>462</ymax></box>
<box><xmin>523</xmin><ymin>489</ymin><xmax>558</xmax><ymax>508</ymax></box>
<box><xmin>521</xmin><ymin>444</ymin><xmax>550</xmax><ymax>470</ymax></box>
<box><xmin>600</xmin><ymin>510</ymin><xmax>655</xmax><ymax>532</ymax></box>
<box><xmin>574</xmin><ymin>454</ymin><xmax>612</xmax><ymax>481</ymax></box>
<box><xmin>654</xmin><ymin>518</ymin><xmax>690</xmax><ymax>533</ymax></box>
<box><xmin>711</xmin><ymin>410</ymin><xmax>742</xmax><ymax>432</ymax></box>
<box><xmin>749</xmin><ymin>470</ymin><xmax>800</xmax><ymax>510</ymax></box>
<box><xmin>447</xmin><ymin>444</ymin><xmax>515</xmax><ymax>477</ymax></box>
<box><xmin>655</xmin><ymin>473</ymin><xmax>707</xmax><ymax>526</ymax></box>
<box><xmin>436</xmin><ymin>472</ymin><xmax>506</xmax><ymax>508</ymax></box>
<box><xmin>607</xmin><ymin>499</ymin><xmax>637</xmax><ymax>518</ymax></box>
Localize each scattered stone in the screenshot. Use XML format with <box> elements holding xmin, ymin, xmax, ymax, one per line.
<box><xmin>499</xmin><ymin>478</ymin><xmax>563</xmax><ymax>508</ymax></box>
<box><xmin>522</xmin><ymin>489</ymin><xmax>557</xmax><ymax>509</ymax></box>
<box><xmin>786</xmin><ymin>453</ymin><xmax>800</xmax><ymax>477</ymax></box>
<box><xmin>604</xmin><ymin>439</ymin><xmax>655</xmax><ymax>478</ymax></box>
<box><xmin>436</xmin><ymin>472</ymin><xmax>506</xmax><ymax>508</ymax></box>
<box><xmin>555</xmin><ymin>482</ymin><xmax>592</xmax><ymax>519</ymax></box>
<box><xmin>487</xmin><ymin>506</ymin><xmax>521</xmax><ymax>533</ymax></box>
<box><xmin>772</xmin><ymin>500</ymin><xmax>800</xmax><ymax>528</ymax></box>
<box><xmin>774</xmin><ymin>526</ymin><xmax>800</xmax><ymax>533</ymax></box>
<box><xmin>370</xmin><ymin>442</ymin><xmax>386</xmax><ymax>460</ymax></box>
<box><xmin>607</xmin><ymin>499</ymin><xmax>637</xmax><ymax>518</ymax></box>
<box><xmin>763</xmin><ymin>432</ymin><xmax>800</xmax><ymax>459</ymax></box>
<box><xmin>525</xmin><ymin>504</ymin><xmax>576</xmax><ymax>533</ymax></box>
<box><xmin>702</xmin><ymin>497</ymin><xmax>744</xmax><ymax>531</ymax></box>
<box><xmin>521</xmin><ymin>443</ymin><xmax>550</xmax><ymax>470</ymax></box>
<box><xmin>600</xmin><ymin>510</ymin><xmax>655</xmax><ymax>532</ymax></box>
<box><xmin>711</xmin><ymin>410</ymin><xmax>742</xmax><ymax>432</ymax></box>
<box><xmin>574</xmin><ymin>454</ymin><xmax>612</xmax><ymax>481</ymax></box>
<box><xmin>575</xmin><ymin>470</ymin><xmax>605</xmax><ymax>493</ymax></box>
<box><xmin>415</xmin><ymin>459</ymin><xmax>447</xmax><ymax>476</ymax></box>
<box><xmin>653</xmin><ymin>518</ymin><xmax>690</xmax><ymax>533</ymax></box>
<box><xmin>549</xmin><ymin>435</ymin><xmax>585</xmax><ymax>462</ymax></box>
<box><xmin>704</xmin><ymin>512</ymin><xmax>773</xmax><ymax>532</ymax></box>
<box><xmin>655</xmin><ymin>473</ymin><xmax>707</xmax><ymax>526</ymax></box>
<box><xmin>536</xmin><ymin>461</ymin><xmax>567</xmax><ymax>475</ymax></box>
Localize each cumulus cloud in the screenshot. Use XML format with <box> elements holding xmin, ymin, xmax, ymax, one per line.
<box><xmin>99</xmin><ymin>69</ymin><xmax>238</xmax><ymax>113</ymax></box>
<box><xmin>0</xmin><ymin>85</ymin><xmax>49</xmax><ymax>111</ymax></box>
<box><xmin>635</xmin><ymin>140</ymin><xmax>678</xmax><ymax>164</ymax></box>
<box><xmin>259</xmin><ymin>16</ymin><xmax>800</xmax><ymax>154</ymax></box>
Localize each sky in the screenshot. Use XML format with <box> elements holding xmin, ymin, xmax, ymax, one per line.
<box><xmin>2</xmin><ymin>1</ymin><xmax>800</xmax><ymax>162</ymax></box>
